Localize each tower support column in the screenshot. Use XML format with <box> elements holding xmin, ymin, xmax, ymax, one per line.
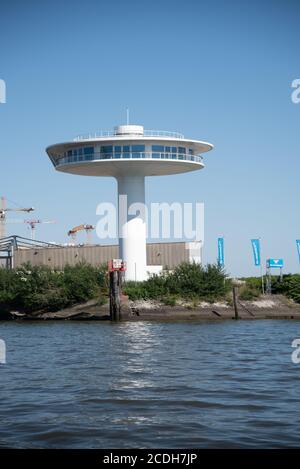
<box><xmin>117</xmin><ymin>175</ymin><xmax>147</xmax><ymax>281</ymax></box>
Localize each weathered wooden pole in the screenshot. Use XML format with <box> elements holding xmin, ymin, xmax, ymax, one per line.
<box><xmin>232</xmin><ymin>286</ymin><xmax>239</xmax><ymax>320</ymax></box>
<box><xmin>109</xmin><ymin>270</ymin><xmax>121</xmax><ymax>321</ymax></box>
<box><xmin>109</xmin><ymin>259</ymin><xmax>125</xmax><ymax>321</ymax></box>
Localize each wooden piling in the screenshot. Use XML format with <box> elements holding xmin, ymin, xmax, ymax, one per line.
<box><xmin>109</xmin><ymin>270</ymin><xmax>122</xmax><ymax>321</ymax></box>
<box><xmin>232</xmin><ymin>286</ymin><xmax>239</xmax><ymax>320</ymax></box>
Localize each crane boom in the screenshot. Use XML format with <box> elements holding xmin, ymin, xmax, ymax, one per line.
<box><xmin>4</xmin><ymin>207</ymin><xmax>34</xmax><ymax>213</ymax></box>
<box><xmin>24</xmin><ymin>219</ymin><xmax>56</xmax><ymax>240</ymax></box>
<box><xmin>67</xmin><ymin>224</ymin><xmax>95</xmax><ymax>245</ymax></box>
<box><xmin>68</xmin><ymin>224</ymin><xmax>94</xmax><ymax>236</ymax></box>
<box><xmin>0</xmin><ymin>196</ymin><xmax>35</xmax><ymax>238</ymax></box>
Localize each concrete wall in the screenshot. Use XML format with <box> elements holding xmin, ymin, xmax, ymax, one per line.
<box><xmin>13</xmin><ymin>242</ymin><xmax>193</xmax><ymax>270</ymax></box>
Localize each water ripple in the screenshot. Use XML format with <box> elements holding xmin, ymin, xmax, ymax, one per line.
<box><xmin>0</xmin><ymin>319</ymin><xmax>300</xmax><ymax>448</ymax></box>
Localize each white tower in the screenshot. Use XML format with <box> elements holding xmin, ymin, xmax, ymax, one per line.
<box><xmin>46</xmin><ymin>124</ymin><xmax>213</xmax><ymax>280</ymax></box>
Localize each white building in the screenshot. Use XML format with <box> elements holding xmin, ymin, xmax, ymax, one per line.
<box><xmin>46</xmin><ymin>124</ymin><xmax>213</xmax><ymax>280</ymax></box>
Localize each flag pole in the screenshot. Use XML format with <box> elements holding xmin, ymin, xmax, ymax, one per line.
<box><xmin>259</xmin><ymin>237</ymin><xmax>265</xmax><ymax>295</ymax></box>
<box><xmin>296</xmin><ymin>240</ymin><xmax>300</xmax><ymax>272</ymax></box>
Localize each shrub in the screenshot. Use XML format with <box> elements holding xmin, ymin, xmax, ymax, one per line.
<box><xmin>162</xmin><ymin>295</ymin><xmax>177</xmax><ymax>306</ymax></box>
<box><xmin>238</xmin><ymin>285</ymin><xmax>261</xmax><ymax>301</ymax></box>
<box><xmin>239</xmin><ymin>274</ymin><xmax>300</xmax><ymax>303</ymax></box>
<box><xmin>123</xmin><ymin>262</ymin><xmax>230</xmax><ymax>302</ymax></box>
<box><xmin>274</xmin><ymin>274</ymin><xmax>300</xmax><ymax>303</ymax></box>
<box><xmin>0</xmin><ymin>262</ymin><xmax>108</xmax><ymax>313</ymax></box>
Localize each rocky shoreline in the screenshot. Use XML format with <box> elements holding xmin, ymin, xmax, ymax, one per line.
<box><xmin>2</xmin><ymin>294</ymin><xmax>300</xmax><ymax>321</ymax></box>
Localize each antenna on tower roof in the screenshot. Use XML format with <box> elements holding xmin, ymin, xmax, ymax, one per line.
<box><xmin>126</xmin><ymin>107</ymin><xmax>129</xmax><ymax>125</ymax></box>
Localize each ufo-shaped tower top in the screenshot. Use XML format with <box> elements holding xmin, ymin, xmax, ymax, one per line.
<box><xmin>46</xmin><ymin>124</ymin><xmax>213</xmax><ymax>177</ymax></box>
<box><xmin>46</xmin><ymin>124</ymin><xmax>214</xmax><ymax>281</ymax></box>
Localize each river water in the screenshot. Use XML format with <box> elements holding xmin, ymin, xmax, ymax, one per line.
<box><xmin>0</xmin><ymin>319</ymin><xmax>300</xmax><ymax>448</ymax></box>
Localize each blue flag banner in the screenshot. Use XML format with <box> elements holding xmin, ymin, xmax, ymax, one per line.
<box><xmin>251</xmin><ymin>239</ymin><xmax>261</xmax><ymax>266</ymax></box>
<box><xmin>297</xmin><ymin>240</ymin><xmax>300</xmax><ymax>264</ymax></box>
<box><xmin>217</xmin><ymin>237</ymin><xmax>224</xmax><ymax>266</ymax></box>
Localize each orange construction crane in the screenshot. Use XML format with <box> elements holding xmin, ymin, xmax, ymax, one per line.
<box><xmin>67</xmin><ymin>224</ymin><xmax>94</xmax><ymax>245</ymax></box>
<box><xmin>0</xmin><ymin>196</ymin><xmax>34</xmax><ymax>238</ymax></box>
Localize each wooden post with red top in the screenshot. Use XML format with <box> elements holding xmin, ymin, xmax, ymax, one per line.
<box><xmin>108</xmin><ymin>259</ymin><xmax>126</xmax><ymax>321</ymax></box>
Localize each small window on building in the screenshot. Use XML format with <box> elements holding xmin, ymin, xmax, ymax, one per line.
<box><xmin>84</xmin><ymin>146</ymin><xmax>94</xmax><ymax>155</ymax></box>
<box><xmin>152</xmin><ymin>145</ymin><xmax>164</xmax><ymax>152</ymax></box>
<box><xmin>132</xmin><ymin>145</ymin><xmax>145</xmax><ymax>152</ymax></box>
<box><xmin>100</xmin><ymin>146</ymin><xmax>112</xmax><ymax>154</ymax></box>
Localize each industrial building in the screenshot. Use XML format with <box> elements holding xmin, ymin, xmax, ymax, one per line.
<box><xmin>0</xmin><ymin>236</ymin><xmax>201</xmax><ymax>275</ymax></box>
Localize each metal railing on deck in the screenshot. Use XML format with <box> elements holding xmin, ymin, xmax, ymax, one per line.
<box><xmin>73</xmin><ymin>130</ymin><xmax>184</xmax><ymax>141</ymax></box>
<box><xmin>55</xmin><ymin>152</ymin><xmax>203</xmax><ymax>167</ymax></box>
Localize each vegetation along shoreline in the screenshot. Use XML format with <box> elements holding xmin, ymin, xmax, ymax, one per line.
<box><xmin>1</xmin><ymin>262</ymin><xmax>300</xmax><ymax>321</ymax></box>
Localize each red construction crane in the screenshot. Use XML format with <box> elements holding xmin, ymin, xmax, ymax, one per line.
<box><xmin>24</xmin><ymin>219</ymin><xmax>56</xmax><ymax>240</ymax></box>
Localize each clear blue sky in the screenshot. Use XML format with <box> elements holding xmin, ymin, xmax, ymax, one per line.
<box><xmin>0</xmin><ymin>0</ymin><xmax>299</xmax><ymax>276</ymax></box>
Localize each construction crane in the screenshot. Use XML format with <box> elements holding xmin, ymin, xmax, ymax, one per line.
<box><xmin>0</xmin><ymin>196</ymin><xmax>34</xmax><ymax>238</ymax></box>
<box><xmin>67</xmin><ymin>224</ymin><xmax>95</xmax><ymax>245</ymax></box>
<box><xmin>24</xmin><ymin>219</ymin><xmax>56</xmax><ymax>240</ymax></box>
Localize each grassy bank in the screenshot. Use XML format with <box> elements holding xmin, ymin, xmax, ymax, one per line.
<box><xmin>0</xmin><ymin>261</ymin><xmax>230</xmax><ymax>316</ymax></box>
<box><xmin>0</xmin><ymin>262</ymin><xmax>108</xmax><ymax>316</ymax></box>
<box><xmin>123</xmin><ymin>262</ymin><xmax>231</xmax><ymax>304</ymax></box>
<box><xmin>1</xmin><ymin>262</ymin><xmax>299</xmax><ymax>319</ymax></box>
<box><xmin>240</xmin><ymin>274</ymin><xmax>300</xmax><ymax>304</ymax></box>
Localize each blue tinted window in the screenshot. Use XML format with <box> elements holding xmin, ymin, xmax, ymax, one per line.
<box><xmin>84</xmin><ymin>146</ymin><xmax>94</xmax><ymax>155</ymax></box>
<box><xmin>100</xmin><ymin>146</ymin><xmax>112</xmax><ymax>154</ymax></box>
<box><xmin>152</xmin><ymin>153</ymin><xmax>160</xmax><ymax>158</ymax></box>
<box><xmin>123</xmin><ymin>146</ymin><xmax>130</xmax><ymax>152</ymax></box>
<box><xmin>165</xmin><ymin>146</ymin><xmax>171</xmax><ymax>152</ymax></box>
<box><xmin>189</xmin><ymin>148</ymin><xmax>194</xmax><ymax>155</ymax></box>
<box><xmin>178</xmin><ymin>147</ymin><xmax>186</xmax><ymax>154</ymax></box>
<box><xmin>114</xmin><ymin>146</ymin><xmax>122</xmax><ymax>152</ymax></box>
<box><xmin>78</xmin><ymin>148</ymin><xmax>83</xmax><ymax>156</ymax></box>
<box><xmin>67</xmin><ymin>150</ymin><xmax>72</xmax><ymax>156</ymax></box>
<box><xmin>172</xmin><ymin>147</ymin><xmax>177</xmax><ymax>153</ymax></box>
<box><xmin>114</xmin><ymin>153</ymin><xmax>121</xmax><ymax>158</ymax></box>
<box><xmin>152</xmin><ymin>145</ymin><xmax>164</xmax><ymax>152</ymax></box>
<box><xmin>132</xmin><ymin>145</ymin><xmax>145</xmax><ymax>152</ymax></box>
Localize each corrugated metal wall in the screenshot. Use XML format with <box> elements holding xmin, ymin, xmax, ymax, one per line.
<box><xmin>146</xmin><ymin>242</ymin><xmax>189</xmax><ymax>268</ymax></box>
<box><xmin>13</xmin><ymin>242</ymin><xmax>190</xmax><ymax>269</ymax></box>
